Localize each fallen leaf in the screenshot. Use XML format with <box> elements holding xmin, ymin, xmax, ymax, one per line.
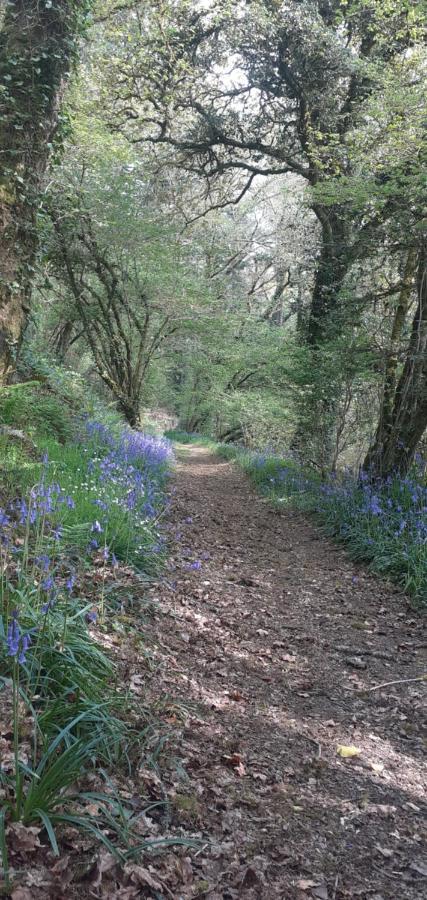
<box><xmin>410</xmin><ymin>859</ymin><xmax>427</xmax><ymax>876</ymax></box>
<box><xmin>175</xmin><ymin>856</ymin><xmax>193</xmax><ymax>884</ymax></box>
<box><xmin>337</xmin><ymin>744</ymin><xmax>361</xmax><ymax>758</ymax></box>
<box><xmin>312</xmin><ymin>885</ymin><xmax>329</xmax><ymax>900</ymax></box>
<box><xmin>296</xmin><ymin>878</ymin><xmax>318</xmax><ymax>890</ymax></box>
<box><xmin>376</xmin><ymin>845</ymin><xmax>394</xmax><ymax>859</ymax></box>
<box><xmin>125</xmin><ymin>863</ymin><xmax>163</xmax><ymax>890</ymax></box>
<box><xmin>222</xmin><ymin>751</ymin><xmax>246</xmax><ymax>774</ymax></box>
<box><xmin>228</xmin><ymin>689</ymin><xmax>245</xmax><ymax>701</ymax></box>
<box><xmin>241</xmin><ymin>866</ymin><xmax>260</xmax><ymax>888</ymax></box>
<box><xmin>8</xmin><ymin>823</ymin><xmax>41</xmax><ymax>852</ymax></box>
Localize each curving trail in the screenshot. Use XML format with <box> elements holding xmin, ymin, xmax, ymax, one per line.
<box><xmin>145</xmin><ymin>447</ymin><xmax>426</xmax><ymax>900</ymax></box>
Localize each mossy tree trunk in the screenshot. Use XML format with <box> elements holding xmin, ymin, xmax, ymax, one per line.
<box><xmin>0</xmin><ymin>0</ymin><xmax>88</xmax><ymax>382</ymax></box>
<box><xmin>363</xmin><ymin>239</ymin><xmax>427</xmax><ymax>478</ymax></box>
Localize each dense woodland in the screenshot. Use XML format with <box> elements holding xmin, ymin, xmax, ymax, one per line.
<box><xmin>0</xmin><ymin>0</ymin><xmax>426</xmax><ymax>892</ymax></box>
<box><xmin>0</xmin><ymin>0</ymin><xmax>425</xmax><ymax>475</ymax></box>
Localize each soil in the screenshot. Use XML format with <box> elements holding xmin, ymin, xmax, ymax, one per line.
<box><xmin>142</xmin><ymin>447</ymin><xmax>426</xmax><ymax>900</ymax></box>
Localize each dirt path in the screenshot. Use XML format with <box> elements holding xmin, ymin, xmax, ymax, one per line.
<box><xmin>144</xmin><ymin>447</ymin><xmax>426</xmax><ymax>900</ymax></box>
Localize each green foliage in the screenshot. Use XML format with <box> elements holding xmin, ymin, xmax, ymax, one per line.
<box><xmin>165</xmin><ymin>429</ymin><xmax>215</xmax><ymax>446</ymax></box>
<box><xmin>0</xmin><ymin>383</ymin><xmax>72</xmax><ymax>443</ymax></box>
<box><xmin>0</xmin><ymin>370</ymin><xmax>176</xmax><ymax>866</ymax></box>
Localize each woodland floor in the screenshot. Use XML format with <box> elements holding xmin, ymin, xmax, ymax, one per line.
<box><xmin>8</xmin><ymin>447</ymin><xmax>426</xmax><ymax>899</ymax></box>
<box><xmin>140</xmin><ymin>447</ymin><xmax>426</xmax><ymax>900</ymax></box>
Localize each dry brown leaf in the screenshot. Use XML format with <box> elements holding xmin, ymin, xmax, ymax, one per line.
<box><xmin>8</xmin><ymin>823</ymin><xmax>41</xmax><ymax>853</ymax></box>
<box><xmin>296</xmin><ymin>878</ymin><xmax>318</xmax><ymax>890</ymax></box>
<box><xmin>125</xmin><ymin>863</ymin><xmax>163</xmax><ymax>891</ymax></box>
<box><xmin>228</xmin><ymin>689</ymin><xmax>245</xmax><ymax>701</ymax></box>
<box><xmin>175</xmin><ymin>856</ymin><xmax>194</xmax><ymax>884</ymax></box>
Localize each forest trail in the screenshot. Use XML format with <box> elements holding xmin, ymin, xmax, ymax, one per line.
<box><xmin>144</xmin><ymin>447</ymin><xmax>426</xmax><ymax>900</ymax></box>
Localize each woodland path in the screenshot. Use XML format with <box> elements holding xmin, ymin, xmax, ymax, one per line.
<box><xmin>143</xmin><ymin>447</ymin><xmax>426</xmax><ymax>900</ymax></box>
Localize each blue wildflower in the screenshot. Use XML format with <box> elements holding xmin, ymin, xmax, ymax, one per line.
<box><xmin>65</xmin><ymin>573</ymin><xmax>75</xmax><ymax>593</ymax></box>
<box><xmin>0</xmin><ymin>508</ymin><xmax>10</xmax><ymax>528</ymax></box>
<box><xmin>6</xmin><ymin>611</ymin><xmax>31</xmax><ymax>664</ymax></box>
<box><xmin>42</xmin><ymin>575</ymin><xmax>54</xmax><ymax>592</ymax></box>
<box><xmin>91</xmin><ymin>520</ymin><xmax>103</xmax><ymax>534</ymax></box>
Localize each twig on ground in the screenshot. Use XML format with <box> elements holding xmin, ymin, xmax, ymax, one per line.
<box><xmin>365</xmin><ymin>675</ymin><xmax>426</xmax><ymax>692</ymax></box>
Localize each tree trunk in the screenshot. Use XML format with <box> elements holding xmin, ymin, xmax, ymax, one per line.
<box><xmin>118</xmin><ymin>398</ymin><xmax>142</xmax><ymax>428</ymax></box>
<box><xmin>307</xmin><ymin>207</ymin><xmax>350</xmax><ymax>345</ymax></box>
<box><xmin>0</xmin><ymin>0</ymin><xmax>87</xmax><ymax>382</ymax></box>
<box><xmin>290</xmin><ymin>208</ymin><xmax>352</xmax><ymax>471</ymax></box>
<box><xmin>363</xmin><ymin>239</ymin><xmax>427</xmax><ymax>478</ymax></box>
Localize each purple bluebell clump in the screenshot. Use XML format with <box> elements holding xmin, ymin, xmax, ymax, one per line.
<box><xmin>6</xmin><ymin>611</ymin><xmax>31</xmax><ymax>665</ymax></box>
<box><xmin>79</xmin><ymin>418</ymin><xmax>173</xmax><ymax>568</ymax></box>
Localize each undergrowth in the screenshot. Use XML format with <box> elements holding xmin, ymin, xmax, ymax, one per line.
<box><xmin>0</xmin><ymin>379</ymin><xmax>181</xmax><ymax>879</ymax></box>
<box><xmin>164</xmin><ymin>428</ymin><xmax>215</xmax><ymax>447</ymax></box>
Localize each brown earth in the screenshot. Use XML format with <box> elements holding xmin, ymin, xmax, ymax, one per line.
<box><xmin>141</xmin><ymin>446</ymin><xmax>426</xmax><ymax>900</ymax></box>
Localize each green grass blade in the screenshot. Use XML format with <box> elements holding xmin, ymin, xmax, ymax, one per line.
<box><xmin>0</xmin><ymin>809</ymin><xmax>10</xmax><ymax>890</ymax></box>
<box><xmin>34</xmin><ymin>809</ymin><xmax>59</xmax><ymax>857</ymax></box>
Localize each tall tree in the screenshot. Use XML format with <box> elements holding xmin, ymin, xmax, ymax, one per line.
<box><xmin>48</xmin><ymin>201</ymin><xmax>179</xmax><ymax>426</ymax></box>
<box><xmin>0</xmin><ymin>0</ymin><xmax>90</xmax><ymax>382</ymax></box>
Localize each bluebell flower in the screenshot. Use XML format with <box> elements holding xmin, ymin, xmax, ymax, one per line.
<box><xmin>0</xmin><ymin>508</ymin><xmax>10</xmax><ymax>528</ymax></box>
<box><xmin>36</xmin><ymin>554</ymin><xmax>51</xmax><ymax>572</ymax></box>
<box><xmin>65</xmin><ymin>573</ymin><xmax>75</xmax><ymax>593</ymax></box>
<box><xmin>41</xmin><ymin>597</ymin><xmax>56</xmax><ymax>614</ymax></box>
<box><xmin>91</xmin><ymin>520</ymin><xmax>103</xmax><ymax>534</ymax></box>
<box><xmin>6</xmin><ymin>611</ymin><xmax>31</xmax><ymax>664</ymax></box>
<box><xmin>19</xmin><ymin>634</ymin><xmax>31</xmax><ymax>664</ymax></box>
<box><xmin>42</xmin><ymin>575</ymin><xmax>55</xmax><ymax>592</ymax></box>
<box><xmin>7</xmin><ymin>611</ymin><xmax>20</xmax><ymax>657</ymax></box>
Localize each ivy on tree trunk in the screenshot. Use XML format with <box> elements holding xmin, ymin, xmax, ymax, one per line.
<box><xmin>0</xmin><ymin>0</ymin><xmax>90</xmax><ymax>382</ymax></box>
